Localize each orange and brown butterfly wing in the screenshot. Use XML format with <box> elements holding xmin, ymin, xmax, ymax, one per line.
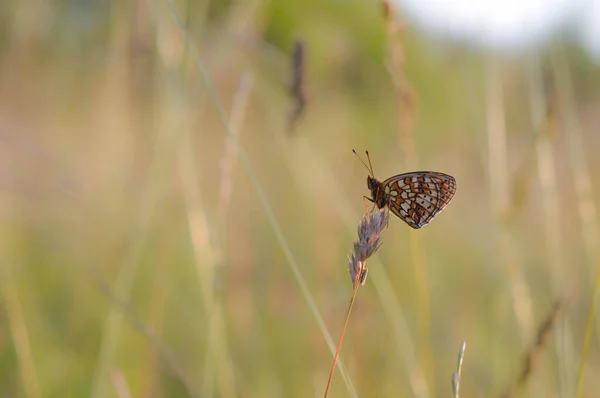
<box><xmin>382</xmin><ymin>172</ymin><xmax>457</xmax><ymax>229</ymax></box>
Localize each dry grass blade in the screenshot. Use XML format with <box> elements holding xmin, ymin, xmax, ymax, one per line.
<box><xmin>500</xmin><ymin>300</ymin><xmax>563</xmax><ymax>398</ymax></box>
<box><xmin>529</xmin><ymin>57</ymin><xmax>574</xmax><ymax>394</ymax></box>
<box><xmin>86</xmin><ymin>266</ymin><xmax>198</xmax><ymax>396</ymax></box>
<box><xmin>218</xmin><ymin>72</ymin><xmax>254</xmax><ymax>222</ymax></box>
<box><xmin>452</xmin><ymin>341</ymin><xmax>466</xmax><ymax>398</ymax></box>
<box><xmin>577</xmin><ymin>250</ymin><xmax>600</xmax><ymax>397</ymax></box>
<box><xmin>380</xmin><ymin>0</ymin><xmax>416</xmax><ymax>168</ymax></box>
<box><xmin>552</xmin><ymin>50</ymin><xmax>599</xmax><ymax>271</ymax></box>
<box><xmin>288</xmin><ymin>38</ymin><xmax>307</xmax><ymax>132</ymax></box>
<box><xmin>0</xmin><ymin>267</ymin><xmax>40</xmax><ymax>398</ymax></box>
<box><xmin>110</xmin><ymin>370</ymin><xmax>133</xmax><ymax>398</ymax></box>
<box><xmin>163</xmin><ymin>2</ymin><xmax>362</xmax><ymax>395</ymax></box>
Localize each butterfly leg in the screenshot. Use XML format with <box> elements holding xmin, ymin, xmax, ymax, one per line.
<box><xmin>359</xmin><ymin>266</ymin><xmax>369</xmax><ymax>285</ymax></box>
<box><xmin>385</xmin><ymin>206</ymin><xmax>390</xmax><ymax>228</ymax></box>
<box><xmin>363</xmin><ymin>196</ymin><xmax>375</xmax><ymax>215</ymax></box>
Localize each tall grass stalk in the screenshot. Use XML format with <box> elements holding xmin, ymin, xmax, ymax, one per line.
<box><xmin>529</xmin><ymin>56</ymin><xmax>576</xmax><ymax>396</ymax></box>
<box><xmin>551</xmin><ymin>50</ymin><xmax>600</xmax><ymax>398</ymax></box>
<box><xmin>500</xmin><ymin>301</ymin><xmax>563</xmax><ymax>397</ymax></box>
<box><xmin>163</xmin><ymin>0</ymin><xmax>358</xmax><ymax>395</ymax></box>
<box><xmin>218</xmin><ymin>73</ymin><xmax>254</xmax><ymax>223</ymax></box>
<box><xmin>452</xmin><ymin>341</ymin><xmax>466</xmax><ymax>398</ymax></box>
<box><xmin>381</xmin><ymin>2</ymin><xmax>435</xmax><ymax>394</ymax></box>
<box><xmin>552</xmin><ymin>50</ymin><xmax>598</xmax><ymax>275</ymax></box>
<box><xmin>110</xmin><ymin>370</ymin><xmax>133</xmax><ymax>398</ymax></box>
<box><xmin>0</xmin><ymin>265</ymin><xmax>40</xmax><ymax>398</ymax></box>
<box><xmin>323</xmin><ymin>278</ymin><xmax>361</xmax><ymax>398</ymax></box>
<box><xmin>177</xmin><ymin>115</ymin><xmax>237</xmax><ymax>397</ymax></box>
<box><xmin>323</xmin><ymin>209</ymin><xmax>388</xmax><ymax>398</ymax></box>
<box><xmin>576</xmin><ymin>251</ymin><xmax>600</xmax><ymax>397</ymax></box>
<box><xmin>90</xmin><ymin>20</ymin><xmax>175</xmax><ymax>398</ymax></box>
<box><xmin>87</xmin><ymin>266</ymin><xmax>197</xmax><ymax>395</ymax></box>
<box><xmin>287</xmin><ymin>138</ymin><xmax>427</xmax><ymax>396</ymax></box>
<box><xmin>190</xmin><ymin>73</ymin><xmax>253</xmax><ymax>396</ymax></box>
<box><xmin>485</xmin><ymin>58</ymin><xmax>534</xmax><ymax>384</ymax></box>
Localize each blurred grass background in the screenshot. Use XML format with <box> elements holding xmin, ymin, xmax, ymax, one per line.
<box><xmin>1</xmin><ymin>0</ymin><xmax>600</xmax><ymax>397</ymax></box>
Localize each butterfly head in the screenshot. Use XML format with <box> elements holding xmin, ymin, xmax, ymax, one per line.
<box><xmin>367</xmin><ymin>176</ymin><xmax>387</xmax><ymax>208</ymax></box>
<box><xmin>354</xmin><ymin>149</ymin><xmax>386</xmax><ymax>207</ymax></box>
<box><xmin>367</xmin><ymin>176</ymin><xmax>380</xmax><ymax>190</ymax></box>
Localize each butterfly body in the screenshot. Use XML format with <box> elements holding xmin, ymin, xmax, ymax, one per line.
<box><xmin>366</xmin><ymin>171</ymin><xmax>457</xmax><ymax>229</ymax></box>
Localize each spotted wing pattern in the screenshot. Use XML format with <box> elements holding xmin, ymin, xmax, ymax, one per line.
<box><xmin>380</xmin><ymin>172</ymin><xmax>457</xmax><ymax>229</ymax></box>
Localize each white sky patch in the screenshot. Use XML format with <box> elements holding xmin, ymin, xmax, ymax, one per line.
<box><xmin>393</xmin><ymin>0</ymin><xmax>582</xmax><ymax>52</ymax></box>
<box><xmin>577</xmin><ymin>0</ymin><xmax>600</xmax><ymax>62</ymax></box>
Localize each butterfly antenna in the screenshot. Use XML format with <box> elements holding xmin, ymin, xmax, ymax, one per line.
<box><xmin>365</xmin><ymin>150</ymin><xmax>375</xmax><ymax>176</ymax></box>
<box><xmin>352</xmin><ymin>149</ymin><xmax>373</xmax><ymax>176</ymax></box>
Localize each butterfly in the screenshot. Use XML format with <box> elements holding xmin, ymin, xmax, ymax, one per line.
<box><xmin>353</xmin><ymin>150</ymin><xmax>457</xmax><ymax>229</ymax></box>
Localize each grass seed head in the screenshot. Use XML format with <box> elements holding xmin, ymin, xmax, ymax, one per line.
<box><xmin>348</xmin><ymin>209</ymin><xmax>389</xmax><ymax>285</ymax></box>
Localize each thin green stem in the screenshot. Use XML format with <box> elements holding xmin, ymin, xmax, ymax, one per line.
<box><xmin>324</xmin><ymin>275</ymin><xmax>362</xmax><ymax>398</ymax></box>
<box><xmin>576</xmin><ymin>252</ymin><xmax>600</xmax><ymax>397</ymax></box>
<box><xmin>162</xmin><ymin>0</ymin><xmax>357</xmax><ymax>395</ymax></box>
